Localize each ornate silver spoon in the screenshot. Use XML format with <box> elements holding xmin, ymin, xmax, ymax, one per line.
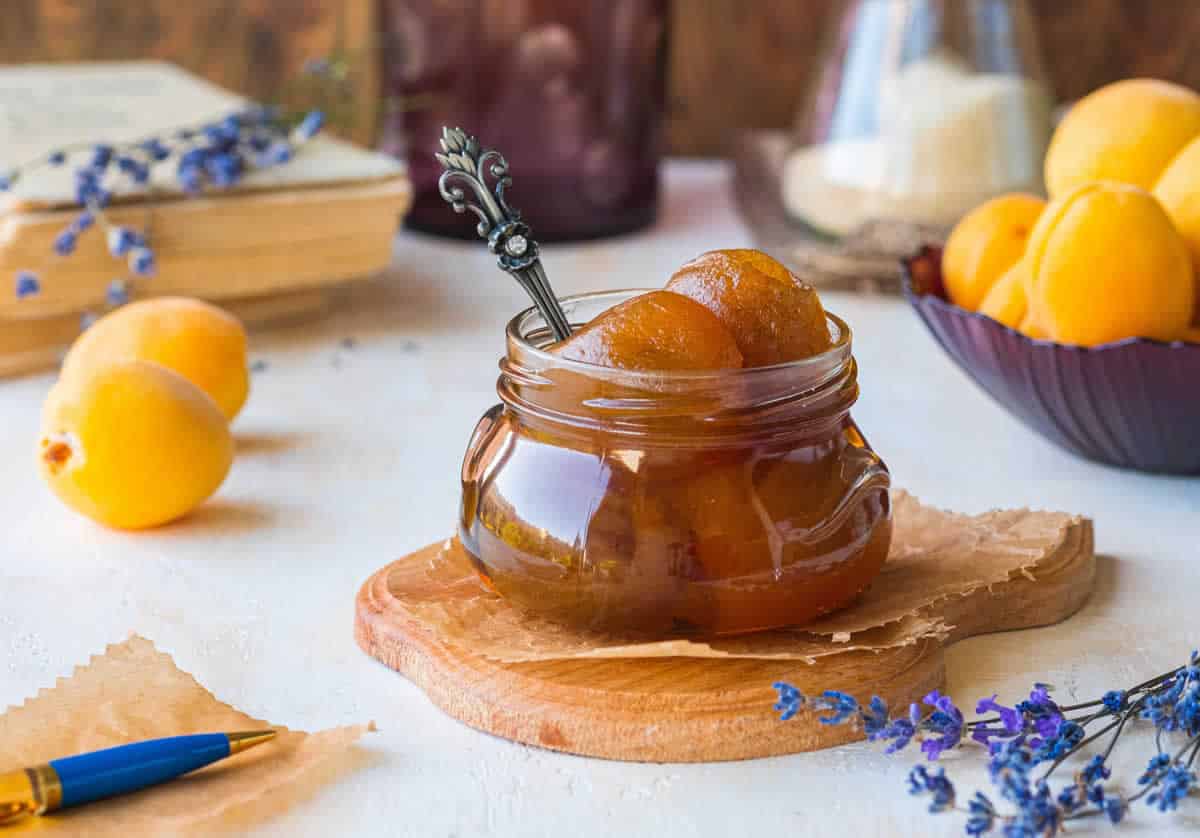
<box><xmin>435</xmin><ymin>127</ymin><xmax>573</xmax><ymax>341</ymax></box>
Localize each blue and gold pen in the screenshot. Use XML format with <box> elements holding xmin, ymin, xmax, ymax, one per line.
<box><xmin>0</xmin><ymin>730</ymin><xmax>275</xmax><ymax>824</ymax></box>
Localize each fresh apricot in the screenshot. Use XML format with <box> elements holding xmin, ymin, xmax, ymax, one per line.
<box><xmin>1152</xmin><ymin>133</ymin><xmax>1200</xmax><ymax>320</ymax></box>
<box><xmin>1017</xmin><ymin>311</ymin><xmax>1048</xmax><ymax>341</ymax></box>
<box><xmin>551</xmin><ymin>290</ymin><xmax>743</xmax><ymax>371</ymax></box>
<box><xmin>942</xmin><ymin>193</ymin><xmax>1045</xmax><ymax>311</ymax></box>
<box><xmin>60</xmin><ymin>297</ymin><xmax>249</xmax><ymax>421</ymax></box>
<box><xmin>665</xmin><ymin>249</ymin><xmax>831</xmax><ymax>365</ymax></box>
<box><xmin>1024</xmin><ymin>181</ymin><xmax>1194</xmax><ymax>346</ymax></box>
<box><xmin>38</xmin><ymin>360</ymin><xmax>234</xmax><ymax>529</ymax></box>
<box><xmin>977</xmin><ymin>261</ymin><xmax>1027</xmax><ymax>329</ymax></box>
<box><xmin>1045</xmin><ymin>79</ymin><xmax>1200</xmax><ymax>197</ymax></box>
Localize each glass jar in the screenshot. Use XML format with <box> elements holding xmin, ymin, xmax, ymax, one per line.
<box><xmin>458</xmin><ymin>291</ymin><xmax>893</xmax><ymax>636</ymax></box>
<box><xmin>379</xmin><ymin>0</ymin><xmax>668</xmax><ymax>241</ymax></box>
<box><xmin>783</xmin><ymin>0</ymin><xmax>1053</xmax><ymax>239</ymax></box>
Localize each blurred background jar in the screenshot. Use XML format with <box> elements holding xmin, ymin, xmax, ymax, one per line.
<box><xmin>379</xmin><ymin>0</ymin><xmax>668</xmax><ymax>241</ymax></box>
<box><xmin>782</xmin><ymin>0</ymin><xmax>1054</xmax><ymax>241</ymax></box>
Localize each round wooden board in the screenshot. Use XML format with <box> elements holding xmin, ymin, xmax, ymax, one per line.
<box><xmin>354</xmin><ymin>518</ymin><xmax>1094</xmax><ymax>763</ymax></box>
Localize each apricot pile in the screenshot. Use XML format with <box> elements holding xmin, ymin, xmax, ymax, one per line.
<box><xmin>944</xmin><ymin>77</ymin><xmax>1200</xmax><ymax>345</ymax></box>
<box><xmin>38</xmin><ymin>297</ymin><xmax>249</xmax><ymax>530</ymax></box>
<box><xmin>551</xmin><ymin>248</ymin><xmax>832</xmax><ymax>369</ymax></box>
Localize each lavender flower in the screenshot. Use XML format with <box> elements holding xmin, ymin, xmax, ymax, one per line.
<box><xmin>921</xmin><ymin>690</ymin><xmax>964</xmax><ymax>760</ymax></box>
<box><xmin>814</xmin><ymin>690</ymin><xmax>859</xmax><ymax>726</ymax></box>
<box><xmin>8</xmin><ymin>101</ymin><xmax>320</xmax><ymax>300</ymax></box>
<box><xmin>107</xmin><ymin>227</ymin><xmax>141</xmax><ymax>257</ymax></box>
<box><xmin>965</xmin><ymin>792</ymin><xmax>997</xmax><ymax>836</ymax></box>
<box><xmin>105</xmin><ymin>279</ymin><xmax>129</xmax><ymax>307</ymax></box>
<box><xmin>908</xmin><ymin>766</ymin><xmax>956</xmax><ymax>813</ymax></box>
<box><xmin>71</xmin><ymin>211</ymin><xmax>95</xmax><ymax>234</ymax></box>
<box><xmin>14</xmin><ymin>271</ymin><xmax>39</xmax><ymax>299</ymax></box>
<box><xmin>128</xmin><ymin>246</ymin><xmax>156</xmax><ymax>277</ymax></box>
<box><xmin>1147</xmin><ymin>765</ymin><xmax>1196</xmax><ymax>812</ymax></box>
<box><xmin>139</xmin><ymin>138</ymin><xmax>171</xmax><ymax>161</ymax></box>
<box><xmin>89</xmin><ymin>144</ymin><xmax>114</xmax><ymax>170</ymax></box>
<box><xmin>773</xmin><ymin>651</ymin><xmax>1200</xmax><ymax>833</ymax></box>
<box><xmin>772</xmin><ymin>682</ymin><xmax>805</xmax><ymax>722</ymax></box>
<box><xmin>53</xmin><ymin>228</ymin><xmax>78</xmax><ymax>256</ymax></box>
<box><xmin>293</xmin><ymin>110</ymin><xmax>325</xmax><ymax>143</ymax></box>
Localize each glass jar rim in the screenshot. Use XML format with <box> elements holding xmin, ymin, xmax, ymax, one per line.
<box><xmin>504</xmin><ymin>288</ymin><xmax>852</xmax><ymax>385</ymax></box>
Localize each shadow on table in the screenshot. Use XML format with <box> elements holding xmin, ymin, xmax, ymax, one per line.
<box><xmin>168</xmin><ymin>500</ymin><xmax>281</xmax><ymax>536</ymax></box>
<box><xmin>235</xmin><ymin>430</ymin><xmax>318</xmax><ymax>457</ymax></box>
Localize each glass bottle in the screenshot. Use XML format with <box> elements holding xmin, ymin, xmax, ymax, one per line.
<box><xmin>379</xmin><ymin>0</ymin><xmax>668</xmax><ymax>241</ymax></box>
<box><xmin>783</xmin><ymin>0</ymin><xmax>1053</xmax><ymax>239</ymax></box>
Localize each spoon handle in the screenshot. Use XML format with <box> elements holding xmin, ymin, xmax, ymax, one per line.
<box><xmin>435</xmin><ymin>127</ymin><xmax>573</xmax><ymax>341</ymax></box>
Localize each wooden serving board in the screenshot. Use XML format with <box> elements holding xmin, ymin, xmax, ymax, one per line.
<box><xmin>355</xmin><ymin>500</ymin><xmax>1095</xmax><ymax>763</ymax></box>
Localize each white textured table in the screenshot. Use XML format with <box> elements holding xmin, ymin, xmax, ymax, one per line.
<box><xmin>3</xmin><ymin>161</ymin><xmax>1199</xmax><ymax>836</ymax></box>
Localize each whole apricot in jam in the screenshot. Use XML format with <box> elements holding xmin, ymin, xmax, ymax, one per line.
<box><xmin>666</xmin><ymin>249</ymin><xmax>832</xmax><ymax>365</ymax></box>
<box><xmin>551</xmin><ymin>290</ymin><xmax>743</xmax><ymax>370</ymax></box>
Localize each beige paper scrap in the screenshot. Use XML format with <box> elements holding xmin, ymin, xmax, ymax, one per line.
<box><xmin>0</xmin><ymin>636</ymin><xmax>372</xmax><ymax>834</ymax></box>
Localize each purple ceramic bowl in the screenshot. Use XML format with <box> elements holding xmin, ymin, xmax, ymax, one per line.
<box><xmin>902</xmin><ymin>247</ymin><xmax>1200</xmax><ymax>475</ymax></box>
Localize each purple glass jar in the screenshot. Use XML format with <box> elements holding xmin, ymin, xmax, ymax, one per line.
<box><xmin>379</xmin><ymin>0</ymin><xmax>668</xmax><ymax>241</ymax></box>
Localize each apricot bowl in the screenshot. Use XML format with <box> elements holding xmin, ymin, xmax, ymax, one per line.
<box><xmin>903</xmin><ymin>247</ymin><xmax>1200</xmax><ymax>474</ymax></box>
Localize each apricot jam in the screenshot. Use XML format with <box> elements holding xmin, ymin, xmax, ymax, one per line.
<box><xmin>458</xmin><ymin>291</ymin><xmax>892</xmax><ymax>636</ymax></box>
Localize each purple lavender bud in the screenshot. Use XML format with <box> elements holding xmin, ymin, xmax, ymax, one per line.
<box><xmin>248</xmin><ymin>133</ymin><xmax>271</xmax><ymax>153</ymax></box>
<box><xmin>139</xmin><ymin>138</ymin><xmax>172</xmax><ymax>161</ymax></box>
<box><xmin>70</xmin><ymin>211</ymin><xmax>95</xmax><ymax>234</ymax></box>
<box><xmin>178</xmin><ymin>165</ymin><xmax>203</xmax><ymax>194</ymax></box>
<box><xmin>0</xmin><ymin>171</ymin><xmax>12</xmax><ymax>190</ymax></box>
<box><xmin>116</xmin><ymin>156</ymin><xmax>152</xmax><ymax>185</ymax></box>
<box><xmin>73</xmin><ymin>169</ymin><xmax>111</xmax><ymax>208</ymax></box>
<box><xmin>129</xmin><ymin>246</ymin><xmax>156</xmax><ymax>277</ymax></box>
<box><xmin>47</xmin><ymin>150</ymin><xmax>67</xmax><ymax>166</ymax></box>
<box><xmin>90</xmin><ymin>144</ymin><xmax>114</xmax><ymax>170</ymax></box>
<box><xmin>105</xmin><ymin>279</ymin><xmax>129</xmax><ymax>307</ymax></box>
<box><xmin>53</xmin><ymin>228</ymin><xmax>78</xmax><ymax>256</ymax></box>
<box><xmin>107</xmin><ymin>226</ymin><xmax>140</xmax><ymax>257</ymax></box>
<box><xmin>80</xmin><ymin>311</ymin><xmax>98</xmax><ymax>331</ymax></box>
<box><xmin>204</xmin><ymin>152</ymin><xmax>244</xmax><ymax>187</ymax></box>
<box><xmin>259</xmin><ymin>141</ymin><xmax>293</xmax><ymax>167</ymax></box>
<box><xmin>14</xmin><ymin>270</ymin><xmax>39</xmax><ymax>299</ymax></box>
<box><xmin>293</xmin><ymin>110</ymin><xmax>325</xmax><ymax>142</ymax></box>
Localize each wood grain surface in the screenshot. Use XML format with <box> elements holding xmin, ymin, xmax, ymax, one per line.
<box><xmin>355</xmin><ymin>513</ymin><xmax>1095</xmax><ymax>763</ymax></box>
<box><xmin>4</xmin><ymin>1</ymin><xmax>1199</xmax><ymax>156</ymax></box>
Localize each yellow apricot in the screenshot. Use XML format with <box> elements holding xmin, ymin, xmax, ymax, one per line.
<box><xmin>1024</xmin><ymin>182</ymin><xmax>1194</xmax><ymax>346</ymax></box>
<box><xmin>1018</xmin><ymin>311</ymin><xmax>1048</xmax><ymax>341</ymax></box>
<box><xmin>943</xmin><ymin>193</ymin><xmax>1045</xmax><ymax>311</ymax></box>
<box><xmin>61</xmin><ymin>297</ymin><xmax>249</xmax><ymax>421</ymax></box>
<box><xmin>1045</xmin><ymin>79</ymin><xmax>1200</xmax><ymax>197</ymax></box>
<box><xmin>38</xmin><ymin>360</ymin><xmax>233</xmax><ymax>530</ymax></box>
<box><xmin>1184</xmin><ymin>327</ymin><xmax>1200</xmax><ymax>344</ymax></box>
<box><xmin>1152</xmin><ymin>133</ymin><xmax>1200</xmax><ymax>319</ymax></box>
<box><xmin>978</xmin><ymin>262</ymin><xmax>1027</xmax><ymax>329</ymax></box>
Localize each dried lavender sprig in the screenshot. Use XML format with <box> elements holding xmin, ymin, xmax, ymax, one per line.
<box><xmin>774</xmin><ymin>650</ymin><xmax>1200</xmax><ymax>833</ymax></box>
<box><xmin>7</xmin><ymin>106</ymin><xmax>324</xmax><ymax>304</ymax></box>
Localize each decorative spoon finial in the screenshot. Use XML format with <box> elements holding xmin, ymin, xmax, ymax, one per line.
<box><xmin>435</xmin><ymin>127</ymin><xmax>573</xmax><ymax>341</ymax></box>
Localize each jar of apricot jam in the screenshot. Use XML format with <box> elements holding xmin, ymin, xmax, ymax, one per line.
<box><xmin>458</xmin><ymin>290</ymin><xmax>892</xmax><ymax>635</ymax></box>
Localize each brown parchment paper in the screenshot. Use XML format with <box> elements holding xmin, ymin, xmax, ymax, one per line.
<box><xmin>387</xmin><ymin>491</ymin><xmax>1082</xmax><ymax>663</ymax></box>
<box><xmin>0</xmin><ymin>636</ymin><xmax>372</xmax><ymax>835</ymax></box>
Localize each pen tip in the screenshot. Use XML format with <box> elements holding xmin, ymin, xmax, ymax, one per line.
<box><xmin>226</xmin><ymin>729</ymin><xmax>277</xmax><ymax>755</ymax></box>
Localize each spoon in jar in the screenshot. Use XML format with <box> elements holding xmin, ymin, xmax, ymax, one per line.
<box><xmin>435</xmin><ymin>127</ymin><xmax>573</xmax><ymax>341</ymax></box>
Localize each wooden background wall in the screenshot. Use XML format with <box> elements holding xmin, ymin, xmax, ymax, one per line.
<box><xmin>2</xmin><ymin>0</ymin><xmax>1198</xmax><ymax>156</ymax></box>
